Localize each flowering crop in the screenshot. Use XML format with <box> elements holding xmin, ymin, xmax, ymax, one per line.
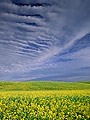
<box><xmin>0</xmin><ymin>90</ymin><xmax>90</xmax><ymax>120</ymax></box>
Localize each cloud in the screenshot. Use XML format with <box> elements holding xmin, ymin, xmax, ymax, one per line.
<box><xmin>0</xmin><ymin>0</ymin><xmax>90</xmax><ymax>81</ymax></box>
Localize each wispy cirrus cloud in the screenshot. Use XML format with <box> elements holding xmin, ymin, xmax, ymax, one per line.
<box><xmin>0</xmin><ymin>0</ymin><xmax>90</xmax><ymax>81</ymax></box>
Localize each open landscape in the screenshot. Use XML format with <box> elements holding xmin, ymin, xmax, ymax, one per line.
<box><xmin>0</xmin><ymin>0</ymin><xmax>90</xmax><ymax>119</ymax></box>
<box><xmin>0</xmin><ymin>81</ymin><xmax>90</xmax><ymax>120</ymax></box>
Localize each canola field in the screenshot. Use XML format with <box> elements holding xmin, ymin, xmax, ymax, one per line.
<box><xmin>0</xmin><ymin>81</ymin><xmax>90</xmax><ymax>120</ymax></box>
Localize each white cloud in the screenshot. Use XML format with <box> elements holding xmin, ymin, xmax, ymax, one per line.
<box><xmin>0</xmin><ymin>0</ymin><xmax>90</xmax><ymax>82</ymax></box>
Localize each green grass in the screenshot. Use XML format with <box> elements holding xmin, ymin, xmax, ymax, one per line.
<box><xmin>0</xmin><ymin>81</ymin><xmax>90</xmax><ymax>91</ymax></box>
<box><xmin>78</xmin><ymin>81</ymin><xmax>90</xmax><ymax>84</ymax></box>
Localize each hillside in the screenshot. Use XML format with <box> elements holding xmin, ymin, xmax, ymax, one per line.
<box><xmin>0</xmin><ymin>81</ymin><xmax>90</xmax><ymax>91</ymax></box>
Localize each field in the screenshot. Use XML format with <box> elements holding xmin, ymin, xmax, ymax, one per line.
<box><xmin>0</xmin><ymin>81</ymin><xmax>90</xmax><ymax>91</ymax></box>
<box><xmin>0</xmin><ymin>81</ymin><xmax>90</xmax><ymax>120</ymax></box>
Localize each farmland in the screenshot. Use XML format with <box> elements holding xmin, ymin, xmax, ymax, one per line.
<box><xmin>0</xmin><ymin>81</ymin><xmax>90</xmax><ymax>120</ymax></box>
<box><xmin>0</xmin><ymin>81</ymin><xmax>90</xmax><ymax>91</ymax></box>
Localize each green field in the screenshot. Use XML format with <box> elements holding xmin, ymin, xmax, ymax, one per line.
<box><xmin>0</xmin><ymin>81</ymin><xmax>90</xmax><ymax>120</ymax></box>
<box><xmin>0</xmin><ymin>81</ymin><xmax>90</xmax><ymax>91</ymax></box>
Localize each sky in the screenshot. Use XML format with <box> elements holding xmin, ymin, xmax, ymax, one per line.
<box><xmin>0</xmin><ymin>0</ymin><xmax>90</xmax><ymax>82</ymax></box>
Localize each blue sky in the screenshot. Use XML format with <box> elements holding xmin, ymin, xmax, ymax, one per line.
<box><xmin>0</xmin><ymin>0</ymin><xmax>90</xmax><ymax>81</ymax></box>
